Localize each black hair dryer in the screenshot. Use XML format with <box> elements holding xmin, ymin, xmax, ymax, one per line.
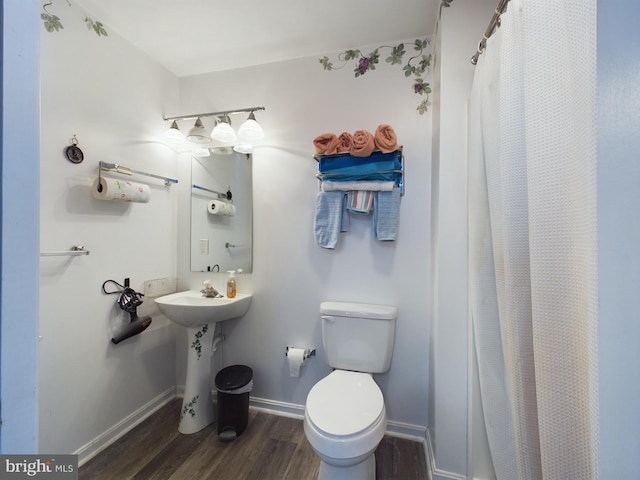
<box><xmin>102</xmin><ymin>279</ymin><xmax>152</xmax><ymax>344</ymax></box>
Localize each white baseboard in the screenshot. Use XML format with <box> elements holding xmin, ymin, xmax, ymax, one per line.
<box><xmin>74</xmin><ymin>386</ymin><xmax>176</xmax><ymax>467</ymax></box>
<box><xmin>424</xmin><ymin>428</ymin><xmax>468</xmax><ymax>480</ymax></box>
<box><xmin>249</xmin><ymin>396</ymin><xmax>304</xmax><ymax>419</ymax></box>
<box><xmin>386</xmin><ymin>419</ymin><xmax>427</xmax><ymax>442</ymax></box>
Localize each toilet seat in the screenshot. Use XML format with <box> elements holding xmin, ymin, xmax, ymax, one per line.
<box><xmin>306</xmin><ymin>370</ymin><xmax>384</xmax><ymax>436</ymax></box>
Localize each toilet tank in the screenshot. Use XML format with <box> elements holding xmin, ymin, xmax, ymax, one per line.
<box><xmin>320</xmin><ymin>301</ymin><xmax>397</xmax><ymax>373</ymax></box>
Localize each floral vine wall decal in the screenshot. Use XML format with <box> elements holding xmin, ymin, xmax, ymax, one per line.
<box><xmin>318</xmin><ymin>0</ymin><xmax>453</xmax><ymax>115</ymax></box>
<box><xmin>41</xmin><ymin>0</ymin><xmax>108</xmax><ymax>37</ymax></box>
<box><xmin>319</xmin><ymin>37</ymin><xmax>433</xmax><ymax>115</ymax></box>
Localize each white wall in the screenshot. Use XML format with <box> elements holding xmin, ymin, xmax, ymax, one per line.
<box><xmin>597</xmin><ymin>1</ymin><xmax>640</xmax><ymax>478</ymax></box>
<box><xmin>38</xmin><ymin>3</ymin><xmax>180</xmax><ymax>458</ymax></box>
<box><xmin>430</xmin><ymin>0</ymin><xmax>495</xmax><ymax>478</ymax></box>
<box><xmin>175</xmin><ymin>46</ymin><xmax>433</xmax><ymax>432</ymax></box>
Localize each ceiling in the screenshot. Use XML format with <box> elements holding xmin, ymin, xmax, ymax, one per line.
<box><xmin>74</xmin><ymin>0</ymin><xmax>441</xmax><ymax>77</ymax></box>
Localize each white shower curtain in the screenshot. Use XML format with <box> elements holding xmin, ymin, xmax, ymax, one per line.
<box><xmin>468</xmin><ymin>1</ymin><xmax>599</xmax><ymax>479</ymax></box>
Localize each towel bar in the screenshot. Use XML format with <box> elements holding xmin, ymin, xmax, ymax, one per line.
<box><xmin>41</xmin><ymin>245</ymin><xmax>90</xmax><ymax>257</ymax></box>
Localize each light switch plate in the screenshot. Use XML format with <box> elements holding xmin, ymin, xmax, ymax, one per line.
<box><xmin>144</xmin><ymin>277</ymin><xmax>177</xmax><ymax>298</ymax></box>
<box><xmin>199</xmin><ymin>238</ymin><xmax>209</xmax><ymax>255</ymax></box>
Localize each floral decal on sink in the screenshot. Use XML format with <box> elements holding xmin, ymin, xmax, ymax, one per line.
<box><xmin>191</xmin><ymin>324</ymin><xmax>209</xmax><ymax>360</ymax></box>
<box><xmin>181</xmin><ymin>396</ymin><xmax>199</xmax><ymax>420</ymax></box>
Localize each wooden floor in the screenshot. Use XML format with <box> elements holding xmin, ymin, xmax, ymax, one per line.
<box><xmin>79</xmin><ymin>399</ymin><xmax>428</xmax><ymax>480</ymax></box>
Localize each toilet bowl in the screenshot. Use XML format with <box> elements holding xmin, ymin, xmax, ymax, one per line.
<box><xmin>304</xmin><ymin>370</ymin><xmax>386</xmax><ymax>480</ymax></box>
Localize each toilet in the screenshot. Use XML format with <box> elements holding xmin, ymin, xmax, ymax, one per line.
<box><xmin>304</xmin><ymin>301</ymin><xmax>397</xmax><ymax>480</ymax></box>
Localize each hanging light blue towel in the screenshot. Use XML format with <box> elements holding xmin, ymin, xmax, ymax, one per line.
<box><xmin>373</xmin><ymin>188</ymin><xmax>401</xmax><ymax>241</ymax></box>
<box><xmin>314</xmin><ymin>191</ymin><xmax>348</xmax><ymax>249</ymax></box>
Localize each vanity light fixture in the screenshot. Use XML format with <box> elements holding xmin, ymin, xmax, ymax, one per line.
<box><xmin>163</xmin><ymin>106</ymin><xmax>265</xmax><ymax>147</ymax></box>
<box><xmin>186</xmin><ymin>117</ymin><xmax>212</xmax><ymax>144</ymax></box>
<box><xmin>211</xmin><ymin>115</ymin><xmax>238</xmax><ymax>143</ymax></box>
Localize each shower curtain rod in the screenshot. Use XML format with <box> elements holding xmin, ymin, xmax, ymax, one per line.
<box><xmin>471</xmin><ymin>0</ymin><xmax>510</xmax><ymax>65</ymax></box>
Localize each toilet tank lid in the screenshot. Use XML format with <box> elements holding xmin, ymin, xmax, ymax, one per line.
<box><xmin>320</xmin><ymin>301</ymin><xmax>397</xmax><ymax>320</ymax></box>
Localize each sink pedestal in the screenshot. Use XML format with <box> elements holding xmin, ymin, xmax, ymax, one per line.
<box><xmin>179</xmin><ymin>323</ymin><xmax>216</xmax><ymax>434</ymax></box>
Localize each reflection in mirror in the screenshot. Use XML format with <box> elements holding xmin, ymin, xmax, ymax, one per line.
<box><xmin>191</xmin><ymin>148</ymin><xmax>252</xmax><ymax>272</ymax></box>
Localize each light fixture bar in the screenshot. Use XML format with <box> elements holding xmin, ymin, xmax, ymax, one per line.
<box><xmin>163</xmin><ymin>106</ymin><xmax>265</xmax><ymax>122</ymax></box>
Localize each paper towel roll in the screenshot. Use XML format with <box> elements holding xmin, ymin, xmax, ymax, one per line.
<box><xmin>208</xmin><ymin>199</ymin><xmax>236</xmax><ymax>216</ymax></box>
<box><xmin>92</xmin><ymin>177</ymin><xmax>150</xmax><ymax>203</ymax></box>
<box><xmin>287</xmin><ymin>348</ymin><xmax>306</xmax><ymax>377</ymax></box>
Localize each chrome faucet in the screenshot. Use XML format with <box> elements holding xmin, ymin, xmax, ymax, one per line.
<box><xmin>201</xmin><ymin>280</ymin><xmax>222</xmax><ymax>298</ymax></box>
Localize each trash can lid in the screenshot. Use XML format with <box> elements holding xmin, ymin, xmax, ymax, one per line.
<box><xmin>215</xmin><ymin>365</ymin><xmax>253</xmax><ymax>391</ymax></box>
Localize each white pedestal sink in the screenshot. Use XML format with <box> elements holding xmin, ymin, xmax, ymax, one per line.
<box><xmin>155</xmin><ymin>290</ymin><xmax>252</xmax><ymax>434</ymax></box>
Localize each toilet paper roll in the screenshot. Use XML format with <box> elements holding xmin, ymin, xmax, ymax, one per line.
<box><xmin>287</xmin><ymin>348</ymin><xmax>306</xmax><ymax>377</ymax></box>
<box><xmin>208</xmin><ymin>199</ymin><xmax>236</xmax><ymax>216</ymax></box>
<box><xmin>92</xmin><ymin>177</ymin><xmax>150</xmax><ymax>203</ymax></box>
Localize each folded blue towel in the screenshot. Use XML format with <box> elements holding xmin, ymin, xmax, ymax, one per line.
<box><xmin>314</xmin><ymin>191</ymin><xmax>348</xmax><ymax>249</ymax></box>
<box><xmin>318</xmin><ymin>151</ymin><xmax>402</xmax><ymax>175</ymax></box>
<box><xmin>319</xmin><ymin>171</ymin><xmax>402</xmax><ymax>184</ymax></box>
<box><xmin>373</xmin><ymin>188</ymin><xmax>401</xmax><ymax>241</ymax></box>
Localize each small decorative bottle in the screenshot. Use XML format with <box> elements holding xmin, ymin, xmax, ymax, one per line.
<box><xmin>226</xmin><ymin>270</ymin><xmax>237</xmax><ymax>298</ymax></box>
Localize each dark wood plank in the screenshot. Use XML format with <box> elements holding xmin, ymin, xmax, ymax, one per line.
<box><xmin>264</xmin><ymin>414</ymin><xmax>305</xmax><ymax>443</ymax></box>
<box><xmin>131</xmin><ymin>423</ymin><xmax>217</xmax><ymax>480</ymax></box>
<box><xmin>244</xmin><ymin>438</ymin><xmax>297</xmax><ymax>479</ymax></box>
<box><xmin>79</xmin><ymin>400</ymin><xmax>181</xmax><ymax>480</ymax></box>
<box><xmin>166</xmin><ymin>411</ymin><xmax>261</xmax><ymax>480</ymax></box>
<box><xmin>79</xmin><ymin>400</ymin><xmax>428</xmax><ymax>480</ymax></box>
<box><xmin>375</xmin><ymin>435</ymin><xmax>429</xmax><ymax>480</ymax></box>
<box><xmin>199</xmin><ymin>412</ymin><xmax>277</xmax><ymax>480</ymax></box>
<box><xmin>283</xmin><ymin>437</ymin><xmax>320</xmax><ymax>480</ymax></box>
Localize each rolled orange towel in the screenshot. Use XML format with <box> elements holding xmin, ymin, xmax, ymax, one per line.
<box><xmin>374</xmin><ymin>124</ymin><xmax>398</xmax><ymax>153</ymax></box>
<box><xmin>351</xmin><ymin>130</ymin><xmax>375</xmax><ymax>157</ymax></box>
<box><xmin>313</xmin><ymin>133</ymin><xmax>339</xmax><ymax>155</ymax></box>
<box><xmin>337</xmin><ymin>132</ymin><xmax>353</xmax><ymax>153</ymax></box>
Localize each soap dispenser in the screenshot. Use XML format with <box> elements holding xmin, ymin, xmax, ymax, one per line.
<box><xmin>226</xmin><ymin>270</ymin><xmax>237</xmax><ymax>298</ymax></box>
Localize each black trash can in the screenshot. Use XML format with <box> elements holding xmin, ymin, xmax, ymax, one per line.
<box><xmin>215</xmin><ymin>365</ymin><xmax>253</xmax><ymax>441</ymax></box>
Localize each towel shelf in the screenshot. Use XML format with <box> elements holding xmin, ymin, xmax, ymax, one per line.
<box><xmin>313</xmin><ymin>148</ymin><xmax>404</xmax><ymax>196</ymax></box>
<box><xmin>312</xmin><ymin>147</ymin><xmax>402</xmax><ymax>161</ymax></box>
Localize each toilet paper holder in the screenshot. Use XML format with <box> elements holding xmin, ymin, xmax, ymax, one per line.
<box><xmin>285</xmin><ymin>346</ymin><xmax>316</xmax><ymax>360</ymax></box>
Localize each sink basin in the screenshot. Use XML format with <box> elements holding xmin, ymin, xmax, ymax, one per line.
<box><xmin>155</xmin><ymin>290</ymin><xmax>252</xmax><ymax>327</ymax></box>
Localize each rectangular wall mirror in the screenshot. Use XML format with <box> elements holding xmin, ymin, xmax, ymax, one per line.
<box><xmin>191</xmin><ymin>149</ymin><xmax>253</xmax><ymax>272</ymax></box>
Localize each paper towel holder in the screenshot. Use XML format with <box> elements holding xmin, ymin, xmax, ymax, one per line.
<box><xmin>99</xmin><ymin>161</ymin><xmax>178</xmax><ymax>186</ymax></box>
<box><xmin>286</xmin><ymin>346</ymin><xmax>316</xmax><ymax>360</ymax></box>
